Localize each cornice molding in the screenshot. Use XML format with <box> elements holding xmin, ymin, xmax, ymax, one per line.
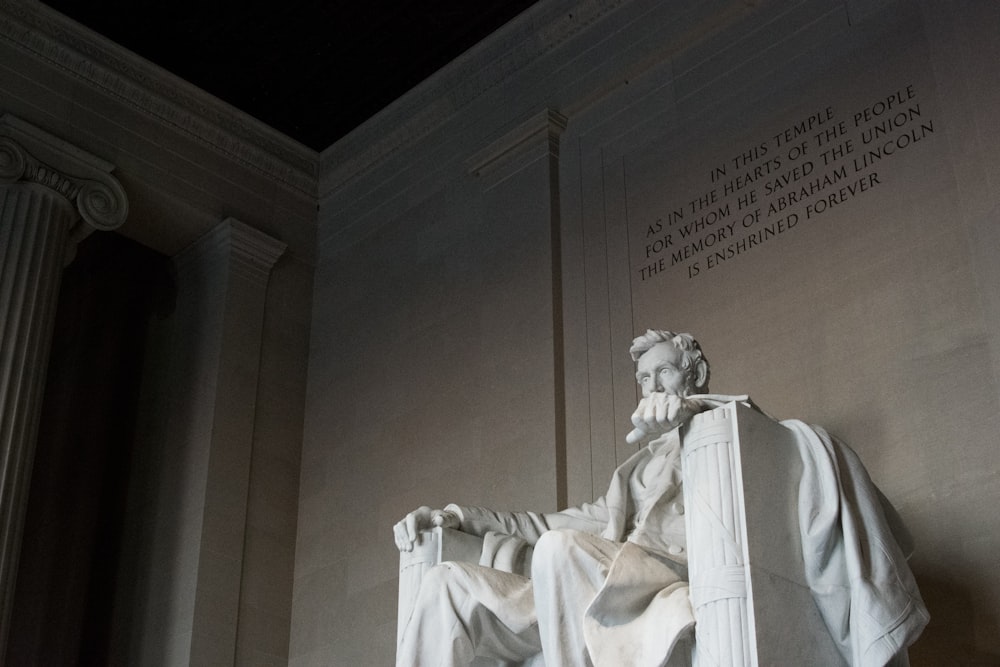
<box><xmin>0</xmin><ymin>0</ymin><xmax>317</xmax><ymax>196</ymax></box>
<box><xmin>319</xmin><ymin>0</ymin><xmax>626</xmax><ymax>195</ymax></box>
<box><xmin>0</xmin><ymin>114</ymin><xmax>127</xmax><ymax>231</ymax></box>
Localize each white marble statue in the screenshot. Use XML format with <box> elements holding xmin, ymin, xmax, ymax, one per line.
<box><xmin>393</xmin><ymin>330</ymin><xmax>928</xmax><ymax>667</ymax></box>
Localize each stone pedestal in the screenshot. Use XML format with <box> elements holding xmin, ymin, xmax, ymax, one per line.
<box><xmin>0</xmin><ymin>115</ymin><xmax>127</xmax><ymax>659</ymax></box>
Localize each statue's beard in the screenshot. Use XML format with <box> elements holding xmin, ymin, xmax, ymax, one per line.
<box><xmin>676</xmin><ymin>378</ymin><xmax>698</xmax><ymax>398</ymax></box>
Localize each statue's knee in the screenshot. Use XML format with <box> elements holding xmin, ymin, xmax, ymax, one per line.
<box><xmin>532</xmin><ymin>529</ymin><xmax>583</xmax><ymax>578</ymax></box>
<box><xmin>419</xmin><ymin>562</ymin><xmax>466</xmax><ymax>597</ymax></box>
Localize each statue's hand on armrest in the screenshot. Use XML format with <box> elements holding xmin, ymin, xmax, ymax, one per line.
<box><xmin>393</xmin><ymin>506</ymin><xmax>461</xmax><ymax>552</ymax></box>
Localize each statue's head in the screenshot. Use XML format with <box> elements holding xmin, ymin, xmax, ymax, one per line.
<box><xmin>629</xmin><ymin>330</ymin><xmax>710</xmax><ymax>397</ymax></box>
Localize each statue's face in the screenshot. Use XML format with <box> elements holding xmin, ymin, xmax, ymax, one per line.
<box><xmin>635</xmin><ymin>342</ymin><xmax>694</xmax><ymax>398</ymax></box>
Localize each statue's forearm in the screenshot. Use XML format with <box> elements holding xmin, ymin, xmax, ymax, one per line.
<box><xmin>446</xmin><ymin>504</ymin><xmax>550</xmax><ymax>544</ymax></box>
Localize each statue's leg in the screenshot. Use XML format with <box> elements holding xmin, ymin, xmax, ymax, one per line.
<box><xmin>531</xmin><ymin>529</ymin><xmax>622</xmax><ymax>667</ymax></box>
<box><xmin>397</xmin><ymin>561</ymin><xmax>542</xmax><ymax>667</ymax></box>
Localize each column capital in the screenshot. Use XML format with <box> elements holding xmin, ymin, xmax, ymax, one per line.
<box><xmin>0</xmin><ymin>115</ymin><xmax>128</xmax><ymax>232</ymax></box>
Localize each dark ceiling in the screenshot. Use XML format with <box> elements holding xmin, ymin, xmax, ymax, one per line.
<box><xmin>43</xmin><ymin>1</ymin><xmax>539</xmax><ymax>152</ymax></box>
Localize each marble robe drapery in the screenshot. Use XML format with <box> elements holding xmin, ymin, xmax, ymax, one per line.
<box><xmin>451</xmin><ymin>426</ymin><xmax>695</xmax><ymax>667</ymax></box>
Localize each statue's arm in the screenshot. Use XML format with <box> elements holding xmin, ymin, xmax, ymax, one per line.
<box><xmin>449</xmin><ymin>501</ymin><xmax>612</xmax><ymax>545</ymax></box>
<box><xmin>446</xmin><ymin>504</ymin><xmax>551</xmax><ymax>544</ymax></box>
<box><xmin>394</xmin><ymin>495</ymin><xmax>613</xmax><ymax>552</ymax></box>
<box><xmin>393</xmin><ymin>443</ymin><xmax>637</xmax><ymax>555</ymax></box>
<box><xmin>543</xmin><ymin>498</ymin><xmax>611</xmax><ymax>535</ymax></box>
<box><xmin>392</xmin><ymin>503</ymin><xmax>551</xmax><ymax>551</ymax></box>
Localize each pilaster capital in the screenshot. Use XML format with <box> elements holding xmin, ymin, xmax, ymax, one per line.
<box><xmin>465</xmin><ymin>109</ymin><xmax>569</xmax><ymax>183</ymax></box>
<box><xmin>226</xmin><ymin>217</ymin><xmax>287</xmax><ymax>282</ymax></box>
<box><xmin>0</xmin><ymin>115</ymin><xmax>128</xmax><ymax>231</ymax></box>
<box><xmin>177</xmin><ymin>218</ymin><xmax>287</xmax><ymax>287</ymax></box>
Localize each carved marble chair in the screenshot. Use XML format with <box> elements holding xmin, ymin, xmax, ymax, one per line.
<box><xmin>397</xmin><ymin>401</ymin><xmax>846</xmax><ymax>666</ymax></box>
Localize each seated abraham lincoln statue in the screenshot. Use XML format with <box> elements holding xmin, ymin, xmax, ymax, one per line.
<box><xmin>393</xmin><ymin>330</ymin><xmax>928</xmax><ymax>667</ymax></box>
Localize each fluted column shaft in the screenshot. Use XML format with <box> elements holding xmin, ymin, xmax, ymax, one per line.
<box><xmin>0</xmin><ymin>115</ymin><xmax>127</xmax><ymax>660</ymax></box>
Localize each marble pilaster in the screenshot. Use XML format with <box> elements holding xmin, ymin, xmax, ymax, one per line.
<box><xmin>0</xmin><ymin>115</ymin><xmax>127</xmax><ymax>659</ymax></box>
<box><xmin>179</xmin><ymin>218</ymin><xmax>287</xmax><ymax>666</ymax></box>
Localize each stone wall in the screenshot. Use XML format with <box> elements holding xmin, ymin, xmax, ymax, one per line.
<box><xmin>298</xmin><ymin>1</ymin><xmax>1000</xmax><ymax>665</ymax></box>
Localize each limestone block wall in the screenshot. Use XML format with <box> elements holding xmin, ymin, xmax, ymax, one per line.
<box><xmin>558</xmin><ymin>3</ymin><xmax>1000</xmax><ymax>664</ymax></box>
<box><xmin>113</xmin><ymin>221</ymin><xmax>295</xmax><ymax>666</ymax></box>
<box><xmin>298</xmin><ymin>1</ymin><xmax>1000</xmax><ymax>665</ymax></box>
<box><xmin>296</xmin><ymin>112</ymin><xmax>568</xmax><ymax>664</ymax></box>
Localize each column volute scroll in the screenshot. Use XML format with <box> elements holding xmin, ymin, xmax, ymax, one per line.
<box><xmin>0</xmin><ymin>114</ymin><xmax>128</xmax><ymax>259</ymax></box>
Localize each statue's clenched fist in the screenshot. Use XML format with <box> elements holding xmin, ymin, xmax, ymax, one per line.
<box><xmin>625</xmin><ymin>393</ymin><xmax>702</xmax><ymax>444</ymax></box>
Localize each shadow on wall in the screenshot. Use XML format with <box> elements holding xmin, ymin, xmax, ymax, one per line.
<box><xmin>909</xmin><ymin>569</ymin><xmax>1000</xmax><ymax>666</ymax></box>
<box><xmin>7</xmin><ymin>232</ymin><xmax>173</xmax><ymax>666</ymax></box>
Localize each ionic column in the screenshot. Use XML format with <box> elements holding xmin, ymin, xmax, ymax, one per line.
<box><xmin>0</xmin><ymin>115</ymin><xmax>127</xmax><ymax>658</ymax></box>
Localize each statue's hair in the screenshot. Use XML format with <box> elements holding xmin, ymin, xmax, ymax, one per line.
<box><xmin>629</xmin><ymin>330</ymin><xmax>710</xmax><ymax>389</ymax></box>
